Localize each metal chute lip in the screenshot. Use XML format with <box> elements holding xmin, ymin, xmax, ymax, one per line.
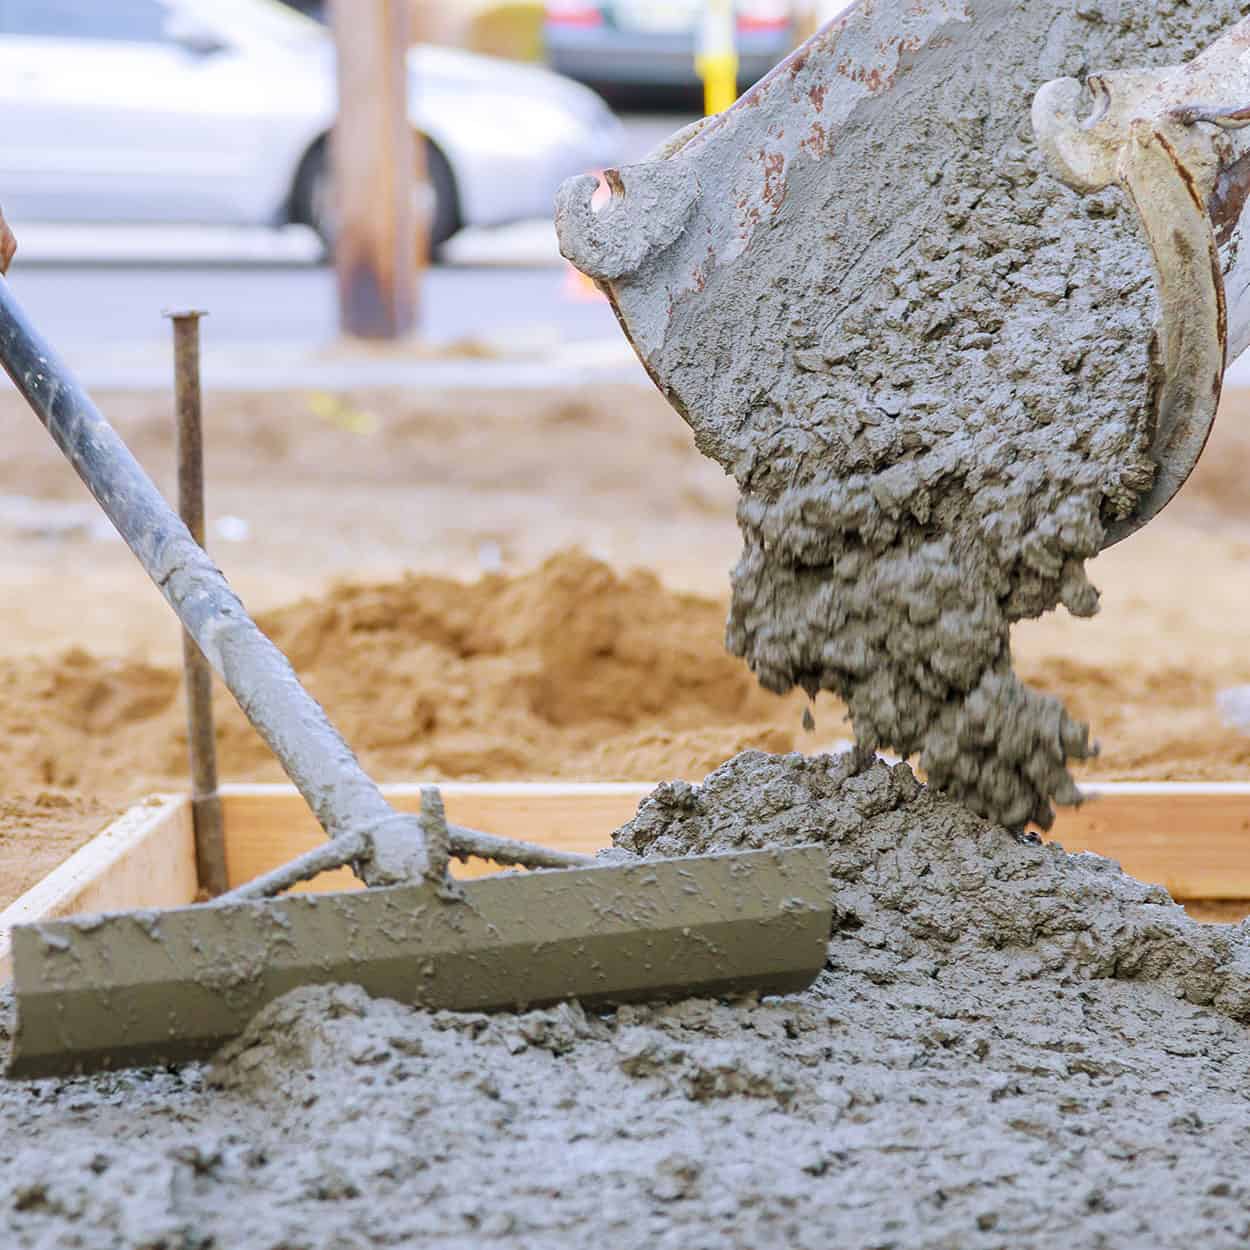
<box><xmin>1099</xmin><ymin>127</ymin><xmax>1229</xmax><ymax>548</ymax></box>
<box><xmin>1033</xmin><ymin>69</ymin><xmax>1235</xmax><ymax>551</ymax></box>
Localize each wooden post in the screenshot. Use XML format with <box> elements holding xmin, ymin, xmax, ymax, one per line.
<box><xmin>329</xmin><ymin>0</ymin><xmax>422</xmax><ymax>340</ymax></box>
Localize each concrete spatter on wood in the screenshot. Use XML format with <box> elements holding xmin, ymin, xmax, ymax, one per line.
<box><xmin>7</xmin><ymin>750</ymin><xmax>1250</xmax><ymax>1248</ymax></box>
<box><xmin>608</xmin><ymin>0</ymin><xmax>1250</xmax><ymax>829</ymax></box>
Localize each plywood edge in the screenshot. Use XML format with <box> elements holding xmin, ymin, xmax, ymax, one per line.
<box><xmin>220</xmin><ymin>782</ymin><xmax>1250</xmax><ymax>902</ymax></box>
<box><xmin>0</xmin><ymin>794</ymin><xmax>196</xmax><ymax>981</ymax></box>
<box><xmin>220</xmin><ymin>784</ymin><xmax>655</xmax><ymax>891</ymax></box>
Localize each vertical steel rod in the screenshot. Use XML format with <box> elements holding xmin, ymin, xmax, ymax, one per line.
<box><xmin>167</xmin><ymin>309</ymin><xmax>228</xmax><ymax>896</ymax></box>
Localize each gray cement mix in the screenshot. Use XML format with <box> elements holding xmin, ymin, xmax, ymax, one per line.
<box><xmin>631</xmin><ymin>0</ymin><xmax>1250</xmax><ymax>830</ymax></box>
<box><xmin>7</xmin><ymin>7</ymin><xmax>1250</xmax><ymax>1248</ymax></box>
<box><xmin>6</xmin><ymin>750</ymin><xmax>1250</xmax><ymax>1249</ymax></box>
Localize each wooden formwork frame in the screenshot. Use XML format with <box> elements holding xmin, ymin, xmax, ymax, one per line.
<box><xmin>4</xmin><ymin>781</ymin><xmax>1250</xmax><ymax>980</ymax></box>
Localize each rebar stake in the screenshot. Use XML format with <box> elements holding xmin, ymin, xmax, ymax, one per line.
<box><xmin>166</xmin><ymin>308</ymin><xmax>228</xmax><ymax>896</ymax></box>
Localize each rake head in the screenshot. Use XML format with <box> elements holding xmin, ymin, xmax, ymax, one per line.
<box><xmin>8</xmin><ymin>846</ymin><xmax>831</xmax><ymax>1079</ymax></box>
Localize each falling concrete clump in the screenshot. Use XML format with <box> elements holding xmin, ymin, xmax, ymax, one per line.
<box><xmin>8</xmin><ymin>752</ymin><xmax>1250</xmax><ymax>1247</ymax></box>
<box><xmin>648</xmin><ymin>0</ymin><xmax>1250</xmax><ymax>829</ymax></box>
<box><xmin>723</xmin><ymin>112</ymin><xmax>1156</xmax><ymax>831</ymax></box>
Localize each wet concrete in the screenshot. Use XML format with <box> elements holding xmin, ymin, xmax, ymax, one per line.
<box><xmin>720</xmin><ymin>2</ymin><xmax>1246</xmax><ymax>830</ymax></box>
<box><xmin>561</xmin><ymin>0</ymin><xmax>1250</xmax><ymax>830</ymax></box>
<box><xmin>5</xmin><ymin>751</ymin><xmax>1250</xmax><ymax>1248</ymax></box>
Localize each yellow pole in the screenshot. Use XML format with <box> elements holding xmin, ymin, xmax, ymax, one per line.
<box><xmin>696</xmin><ymin>0</ymin><xmax>738</xmax><ymax>117</ymax></box>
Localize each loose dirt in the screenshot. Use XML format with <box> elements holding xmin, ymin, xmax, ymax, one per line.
<box><xmin>0</xmin><ymin>552</ymin><xmax>808</xmax><ymax>910</ymax></box>
<box><xmin>0</xmin><ymin>550</ymin><xmax>806</xmax><ymax>797</ymax></box>
<box><xmin>0</xmin><ymin>793</ymin><xmax>110</xmax><ymax>909</ymax></box>
<box><xmin>4</xmin><ymin>377</ymin><xmax>1250</xmax><ymax>910</ymax></box>
<box><xmin>5</xmin><ymin>531</ymin><xmax>1250</xmax><ymax>914</ymax></box>
<box><xmin>7</xmin><ymin>751</ymin><xmax>1250</xmax><ymax>1249</ymax></box>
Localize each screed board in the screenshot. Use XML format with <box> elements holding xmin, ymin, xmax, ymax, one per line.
<box><xmin>4</xmin><ymin>782</ymin><xmax>1250</xmax><ymax>975</ymax></box>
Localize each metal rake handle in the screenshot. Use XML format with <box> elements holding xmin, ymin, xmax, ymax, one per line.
<box><xmin>0</xmin><ymin>275</ymin><xmax>432</xmax><ymax>889</ymax></box>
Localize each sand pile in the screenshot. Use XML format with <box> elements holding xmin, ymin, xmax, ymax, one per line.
<box><xmin>0</xmin><ymin>553</ymin><xmax>812</xmax><ymax>909</ymax></box>
<box><xmin>6</xmin><ymin>541</ymin><xmax>1250</xmax><ymax>913</ymax></box>
<box><xmin>0</xmin><ymin>793</ymin><xmax>110</xmax><ymax>909</ymax></box>
<box><xmin>6</xmin><ymin>750</ymin><xmax>1250</xmax><ymax>1248</ymax></box>
<box><xmin>0</xmin><ymin>551</ymin><xmax>803</xmax><ymax>802</ymax></box>
<box><xmin>6</xmin><ymin>558</ymin><xmax>1250</xmax><ymax>803</ymax></box>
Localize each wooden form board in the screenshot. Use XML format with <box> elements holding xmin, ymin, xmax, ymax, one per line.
<box><xmin>0</xmin><ymin>794</ymin><xmax>195</xmax><ymax>982</ymax></box>
<box><xmin>220</xmin><ymin>783</ymin><xmax>654</xmax><ymax>893</ymax></box>
<box><xmin>1049</xmin><ymin>784</ymin><xmax>1250</xmax><ymax>901</ymax></box>
<box><xmin>4</xmin><ymin>783</ymin><xmax>1250</xmax><ymax>972</ymax></box>
<box><xmin>222</xmin><ymin>782</ymin><xmax>1250</xmax><ymax>904</ymax></box>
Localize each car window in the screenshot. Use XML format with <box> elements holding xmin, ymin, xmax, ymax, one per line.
<box><xmin>0</xmin><ymin>0</ymin><xmax>171</xmax><ymax>42</ymax></box>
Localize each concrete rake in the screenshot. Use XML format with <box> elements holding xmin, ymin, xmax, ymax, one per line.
<box><xmin>0</xmin><ymin>280</ymin><xmax>831</xmax><ymax>1079</ymax></box>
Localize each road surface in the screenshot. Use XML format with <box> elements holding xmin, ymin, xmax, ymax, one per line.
<box><xmin>5</xmin><ymin>258</ymin><xmax>620</xmax><ymax>357</ymax></box>
<box><xmin>0</xmin><ymin>115</ymin><xmax>689</xmax><ymax>359</ymax></box>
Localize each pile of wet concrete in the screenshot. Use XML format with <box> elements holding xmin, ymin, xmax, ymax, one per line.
<box><xmin>4</xmin><ymin>750</ymin><xmax>1250</xmax><ymax>1249</ymax></box>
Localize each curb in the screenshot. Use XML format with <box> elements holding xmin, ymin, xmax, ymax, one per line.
<box><xmin>0</xmin><ymin>339</ymin><xmax>649</xmax><ymax>394</ymax></box>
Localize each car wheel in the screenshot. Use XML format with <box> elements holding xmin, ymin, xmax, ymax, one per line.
<box><xmin>295</xmin><ymin>136</ymin><xmax>462</xmax><ymax>258</ymax></box>
<box><xmin>423</xmin><ymin>142</ymin><xmax>461</xmax><ymax>252</ymax></box>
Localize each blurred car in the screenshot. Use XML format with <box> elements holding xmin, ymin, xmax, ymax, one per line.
<box><xmin>545</xmin><ymin>0</ymin><xmax>794</xmax><ymax>93</ymax></box>
<box><xmin>0</xmin><ymin>0</ymin><xmax>623</xmax><ymax>251</ymax></box>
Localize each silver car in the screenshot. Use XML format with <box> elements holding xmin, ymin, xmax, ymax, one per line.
<box><xmin>546</xmin><ymin>0</ymin><xmax>795</xmax><ymax>92</ymax></box>
<box><xmin>0</xmin><ymin>0</ymin><xmax>624</xmax><ymax>250</ymax></box>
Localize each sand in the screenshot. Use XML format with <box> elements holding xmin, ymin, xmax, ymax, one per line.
<box><xmin>0</xmin><ymin>552</ymin><xmax>809</xmax><ymax>911</ymax></box>
<box><xmin>8</xmin><ymin>751</ymin><xmax>1250</xmax><ymax>1248</ymax></box>
<box><xmin>2</xmin><ymin>370</ymin><xmax>1250</xmax><ymax>910</ymax></box>
<box><xmin>6</xmin><ymin>483</ymin><xmax>1250</xmax><ymax>912</ymax></box>
<box><xmin>0</xmin><ymin>793</ymin><xmax>110</xmax><ymax>910</ymax></box>
<box><xmin>4</xmin><ymin>520</ymin><xmax>1250</xmax><ymax>916</ymax></box>
<box><xmin>7</xmin><ymin>473</ymin><xmax>1250</xmax><ymax>913</ymax></box>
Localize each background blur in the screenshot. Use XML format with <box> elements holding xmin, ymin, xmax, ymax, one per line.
<box><xmin>2</xmin><ymin>0</ymin><xmax>1249</xmax><ymax>813</ymax></box>
<box><xmin>0</xmin><ymin>0</ymin><xmax>859</xmax><ymax>366</ymax></box>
